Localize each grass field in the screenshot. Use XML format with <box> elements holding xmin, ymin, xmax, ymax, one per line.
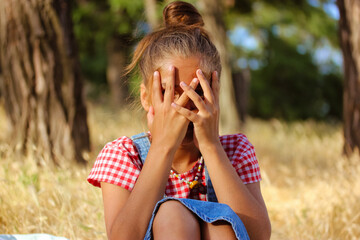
<box><xmin>1</xmin><ymin>103</ymin><xmax>359</xmax><ymax>239</ymax></box>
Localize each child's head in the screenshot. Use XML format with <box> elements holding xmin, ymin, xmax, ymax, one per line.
<box><xmin>127</xmin><ymin>1</ymin><xmax>221</xmax><ymax>106</ymax></box>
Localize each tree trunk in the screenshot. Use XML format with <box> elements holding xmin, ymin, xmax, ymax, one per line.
<box><xmin>337</xmin><ymin>0</ymin><xmax>360</xmax><ymax>156</ymax></box>
<box><xmin>144</xmin><ymin>0</ymin><xmax>159</xmax><ymax>30</ymax></box>
<box><xmin>233</xmin><ymin>68</ymin><xmax>251</xmax><ymax>123</ymax></box>
<box><xmin>0</xmin><ymin>62</ymin><xmax>2</xmax><ymax>99</ymax></box>
<box><xmin>106</xmin><ymin>35</ymin><xmax>131</xmax><ymax>107</ymax></box>
<box><xmin>0</xmin><ymin>0</ymin><xmax>90</xmax><ymax>164</ymax></box>
<box><xmin>197</xmin><ymin>0</ymin><xmax>242</xmax><ymax>133</ymax></box>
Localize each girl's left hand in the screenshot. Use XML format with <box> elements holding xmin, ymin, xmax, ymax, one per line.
<box><xmin>172</xmin><ymin>69</ymin><xmax>220</xmax><ymax>149</ymax></box>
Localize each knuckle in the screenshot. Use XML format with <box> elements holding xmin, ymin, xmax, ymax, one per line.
<box><xmin>166</xmin><ymin>85</ymin><xmax>173</xmax><ymax>92</ymax></box>
<box><xmin>185</xmin><ymin>110</ymin><xmax>193</xmax><ymax>118</ymax></box>
<box><xmin>198</xmin><ymin>118</ymin><xmax>206</xmax><ymax>126</ymax></box>
<box><xmin>204</xmin><ymin>112</ymin><xmax>211</xmax><ymax>119</ymax></box>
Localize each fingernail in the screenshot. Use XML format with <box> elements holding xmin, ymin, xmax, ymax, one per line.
<box><xmin>169</xmin><ymin>65</ymin><xmax>174</xmax><ymax>71</ymax></box>
<box><xmin>192</xmin><ymin>78</ymin><xmax>198</xmax><ymax>84</ymax></box>
<box><xmin>198</xmin><ymin>69</ymin><xmax>203</xmax><ymax>75</ymax></box>
<box><xmin>180</xmin><ymin>81</ymin><xmax>187</xmax><ymax>87</ymax></box>
<box><xmin>154</xmin><ymin>71</ymin><xmax>159</xmax><ymax>77</ymax></box>
<box><xmin>171</xmin><ymin>102</ymin><xmax>177</xmax><ymax>108</ymax></box>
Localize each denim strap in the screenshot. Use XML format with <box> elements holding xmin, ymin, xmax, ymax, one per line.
<box><xmin>131</xmin><ymin>132</ymin><xmax>151</xmax><ymax>164</ymax></box>
<box><xmin>204</xmin><ymin>165</ymin><xmax>218</xmax><ymax>202</ymax></box>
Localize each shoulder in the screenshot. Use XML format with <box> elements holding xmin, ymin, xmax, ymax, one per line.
<box><xmin>220</xmin><ymin>133</ymin><xmax>254</xmax><ymax>155</ymax></box>
<box><xmin>220</xmin><ymin>133</ymin><xmax>261</xmax><ymax>184</ymax></box>
<box><xmin>96</xmin><ymin>136</ymin><xmax>141</xmax><ymax>166</ymax></box>
<box><xmin>104</xmin><ymin>136</ymin><xmax>136</xmax><ymax>152</ymax></box>
<box><xmin>87</xmin><ymin>136</ymin><xmax>142</xmax><ymax>188</ymax></box>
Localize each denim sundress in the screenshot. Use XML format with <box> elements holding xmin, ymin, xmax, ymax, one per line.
<box><xmin>131</xmin><ymin>132</ymin><xmax>249</xmax><ymax>240</ymax></box>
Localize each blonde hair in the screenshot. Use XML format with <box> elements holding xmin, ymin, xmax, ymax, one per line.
<box><xmin>126</xmin><ymin>1</ymin><xmax>221</xmax><ymax>101</ymax></box>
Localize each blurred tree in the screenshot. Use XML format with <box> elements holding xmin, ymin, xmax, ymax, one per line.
<box><xmin>337</xmin><ymin>0</ymin><xmax>360</xmax><ymax>156</ymax></box>
<box><xmin>145</xmin><ymin>0</ymin><xmax>160</xmax><ymax>30</ymax></box>
<box><xmin>73</xmin><ymin>0</ymin><xmax>144</xmax><ymax>106</ymax></box>
<box><xmin>226</xmin><ymin>0</ymin><xmax>342</xmax><ymax>121</ymax></box>
<box><xmin>232</xmin><ymin>69</ymin><xmax>250</xmax><ymax>122</ymax></box>
<box><xmin>250</xmin><ymin>32</ymin><xmax>323</xmax><ymax>120</ymax></box>
<box><xmin>0</xmin><ymin>0</ymin><xmax>90</xmax><ymax>164</ymax></box>
<box><xmin>106</xmin><ymin>34</ymin><xmax>132</xmax><ymax>106</ymax></box>
<box><xmin>0</xmin><ymin>61</ymin><xmax>2</xmax><ymax>99</ymax></box>
<box><xmin>198</xmin><ymin>0</ymin><xmax>242</xmax><ymax>133</ymax></box>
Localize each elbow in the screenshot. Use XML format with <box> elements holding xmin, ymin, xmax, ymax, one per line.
<box><xmin>108</xmin><ymin>227</ymin><xmax>119</xmax><ymax>240</ymax></box>
<box><xmin>108</xmin><ymin>230</ymin><xmax>133</xmax><ymax>240</ymax></box>
<box><xmin>256</xmin><ymin>217</ymin><xmax>272</xmax><ymax>240</ymax></box>
<box><xmin>247</xmin><ymin>215</ymin><xmax>271</xmax><ymax>240</ymax></box>
<box><xmin>109</xmin><ymin>233</ymin><xmax>131</xmax><ymax>240</ymax></box>
<box><xmin>262</xmin><ymin>218</ymin><xmax>272</xmax><ymax>240</ymax></box>
<box><xmin>257</xmin><ymin>207</ymin><xmax>272</xmax><ymax>240</ymax></box>
<box><xmin>108</xmin><ymin>224</ymin><xmax>143</xmax><ymax>240</ymax></box>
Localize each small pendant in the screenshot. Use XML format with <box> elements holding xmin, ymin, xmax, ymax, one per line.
<box><xmin>189</xmin><ymin>180</ymin><xmax>199</xmax><ymax>189</ymax></box>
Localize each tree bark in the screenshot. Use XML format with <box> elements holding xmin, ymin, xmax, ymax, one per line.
<box><xmin>337</xmin><ymin>0</ymin><xmax>360</xmax><ymax>156</ymax></box>
<box><xmin>144</xmin><ymin>0</ymin><xmax>159</xmax><ymax>30</ymax></box>
<box><xmin>0</xmin><ymin>0</ymin><xmax>90</xmax><ymax>164</ymax></box>
<box><xmin>233</xmin><ymin>68</ymin><xmax>251</xmax><ymax>123</ymax></box>
<box><xmin>198</xmin><ymin>0</ymin><xmax>242</xmax><ymax>133</ymax></box>
<box><xmin>106</xmin><ymin>35</ymin><xmax>131</xmax><ymax>107</ymax></box>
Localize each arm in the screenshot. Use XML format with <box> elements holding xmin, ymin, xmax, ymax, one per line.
<box><xmin>102</xmin><ymin>143</ymin><xmax>176</xmax><ymax>240</ymax></box>
<box><xmin>172</xmin><ymin>69</ymin><xmax>271</xmax><ymax>240</ymax></box>
<box><xmin>200</xmin><ymin>142</ymin><xmax>271</xmax><ymax>240</ymax></box>
<box><xmin>101</xmin><ymin>67</ymin><xmax>198</xmax><ymax>240</ymax></box>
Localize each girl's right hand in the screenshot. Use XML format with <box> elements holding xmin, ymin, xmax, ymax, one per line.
<box><xmin>147</xmin><ymin>66</ymin><xmax>198</xmax><ymax>151</ymax></box>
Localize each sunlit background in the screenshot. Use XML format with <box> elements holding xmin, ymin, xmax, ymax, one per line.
<box><xmin>1</xmin><ymin>0</ymin><xmax>360</xmax><ymax>239</ymax></box>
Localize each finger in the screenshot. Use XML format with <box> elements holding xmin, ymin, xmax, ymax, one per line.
<box><xmin>171</xmin><ymin>102</ymin><xmax>198</xmax><ymax>122</ymax></box>
<box><xmin>212</xmin><ymin>71</ymin><xmax>220</xmax><ymax>105</ymax></box>
<box><xmin>196</xmin><ymin>69</ymin><xmax>214</xmax><ymax>103</ymax></box>
<box><xmin>179</xmin><ymin>81</ymin><xmax>207</xmax><ymax>112</ymax></box>
<box><xmin>176</xmin><ymin>78</ymin><xmax>199</xmax><ymax>106</ymax></box>
<box><xmin>164</xmin><ymin>66</ymin><xmax>175</xmax><ymax>104</ymax></box>
<box><xmin>152</xmin><ymin>71</ymin><xmax>162</xmax><ymax>106</ymax></box>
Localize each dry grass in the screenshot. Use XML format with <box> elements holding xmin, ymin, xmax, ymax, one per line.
<box><xmin>243</xmin><ymin>120</ymin><xmax>360</xmax><ymax>240</ymax></box>
<box><xmin>0</xmin><ymin>104</ymin><xmax>359</xmax><ymax>239</ymax></box>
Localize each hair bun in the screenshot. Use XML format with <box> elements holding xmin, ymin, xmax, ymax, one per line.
<box><xmin>163</xmin><ymin>1</ymin><xmax>204</xmax><ymax>28</ymax></box>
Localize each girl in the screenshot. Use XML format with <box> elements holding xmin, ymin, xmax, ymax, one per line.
<box><xmin>88</xmin><ymin>1</ymin><xmax>271</xmax><ymax>239</ymax></box>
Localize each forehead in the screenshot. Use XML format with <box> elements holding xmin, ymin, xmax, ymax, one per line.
<box><xmin>158</xmin><ymin>56</ymin><xmax>201</xmax><ymax>84</ymax></box>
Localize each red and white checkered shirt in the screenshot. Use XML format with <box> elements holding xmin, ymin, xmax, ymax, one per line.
<box><xmin>88</xmin><ymin>133</ymin><xmax>261</xmax><ymax>201</ymax></box>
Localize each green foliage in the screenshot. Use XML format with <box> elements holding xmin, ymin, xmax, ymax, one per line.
<box><xmin>227</xmin><ymin>0</ymin><xmax>342</xmax><ymax>120</ymax></box>
<box><xmin>321</xmin><ymin>72</ymin><xmax>343</xmax><ymax>119</ymax></box>
<box><xmin>250</xmin><ymin>33</ymin><xmax>342</xmax><ymax>120</ymax></box>
<box><xmin>73</xmin><ymin>0</ymin><xmax>145</xmax><ymax>94</ymax></box>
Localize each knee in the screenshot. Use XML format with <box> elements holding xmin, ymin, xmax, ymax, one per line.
<box><xmin>153</xmin><ymin>200</ymin><xmax>200</xmax><ymax>240</ymax></box>
<box><xmin>153</xmin><ymin>200</ymin><xmax>193</xmax><ymax>229</ymax></box>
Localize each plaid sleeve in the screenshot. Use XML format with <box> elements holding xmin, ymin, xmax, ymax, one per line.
<box><xmin>87</xmin><ymin>136</ymin><xmax>142</xmax><ymax>190</ymax></box>
<box><xmin>220</xmin><ymin>134</ymin><xmax>262</xmax><ymax>184</ymax></box>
